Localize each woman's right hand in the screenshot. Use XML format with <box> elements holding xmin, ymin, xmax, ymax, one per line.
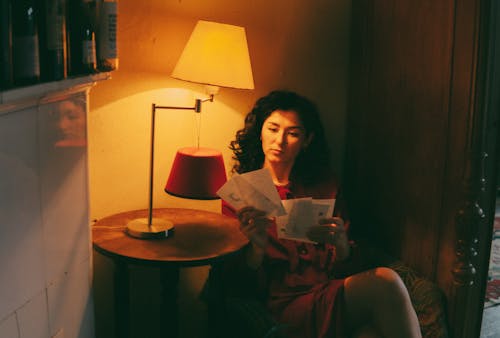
<box><xmin>237</xmin><ymin>206</ymin><xmax>273</xmax><ymax>269</ymax></box>
<box><xmin>237</xmin><ymin>206</ymin><xmax>273</xmax><ymax>250</ymax></box>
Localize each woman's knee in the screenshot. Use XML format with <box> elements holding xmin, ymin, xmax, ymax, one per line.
<box><xmin>345</xmin><ymin>267</ymin><xmax>409</xmax><ymax>305</ymax></box>
<box><xmin>343</xmin><ymin>268</ymin><xmax>401</xmax><ymax>332</ymax></box>
<box><xmin>346</xmin><ymin>267</ymin><xmax>400</xmax><ymax>287</ymax></box>
<box><xmin>371</xmin><ymin>267</ymin><xmax>410</xmax><ymax>302</ymax></box>
<box><xmin>371</xmin><ymin>267</ymin><xmax>406</xmax><ymax>292</ymax></box>
<box><xmin>344</xmin><ymin>267</ymin><xmax>421</xmax><ymax>338</ymax></box>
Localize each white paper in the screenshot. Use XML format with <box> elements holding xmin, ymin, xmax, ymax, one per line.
<box><xmin>276</xmin><ymin>198</ymin><xmax>336</xmax><ymax>243</ymax></box>
<box><xmin>217</xmin><ymin>168</ymin><xmax>336</xmax><ymax>243</ymax></box>
<box><xmin>217</xmin><ymin>168</ymin><xmax>286</xmax><ymax>216</ymax></box>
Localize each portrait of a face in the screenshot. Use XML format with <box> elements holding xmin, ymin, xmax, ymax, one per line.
<box><xmin>54</xmin><ymin>98</ymin><xmax>86</xmax><ymax>147</ymax></box>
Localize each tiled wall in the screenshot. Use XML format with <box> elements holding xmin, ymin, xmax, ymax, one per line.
<box><xmin>0</xmin><ymin>79</ymin><xmax>99</xmax><ymax>338</ymax></box>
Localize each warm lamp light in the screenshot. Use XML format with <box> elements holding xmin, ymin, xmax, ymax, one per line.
<box><xmin>172</xmin><ymin>20</ymin><xmax>254</xmax><ymax>90</ymax></box>
<box><xmin>125</xmin><ymin>20</ymin><xmax>254</xmax><ymax>239</ymax></box>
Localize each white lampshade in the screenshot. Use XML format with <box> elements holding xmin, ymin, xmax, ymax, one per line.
<box><xmin>172</xmin><ymin>20</ymin><xmax>254</xmax><ymax>89</ymax></box>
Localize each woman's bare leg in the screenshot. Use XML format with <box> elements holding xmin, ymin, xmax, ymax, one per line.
<box><xmin>352</xmin><ymin>326</ymin><xmax>381</xmax><ymax>338</ymax></box>
<box><xmin>343</xmin><ymin>267</ymin><xmax>422</xmax><ymax>338</ymax></box>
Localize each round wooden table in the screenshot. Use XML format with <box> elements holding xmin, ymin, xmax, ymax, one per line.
<box><xmin>92</xmin><ymin>208</ymin><xmax>248</xmax><ymax>338</ymax></box>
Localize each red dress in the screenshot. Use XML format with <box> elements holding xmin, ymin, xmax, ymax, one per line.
<box><xmin>218</xmin><ymin>179</ymin><xmax>367</xmax><ymax>338</ymax></box>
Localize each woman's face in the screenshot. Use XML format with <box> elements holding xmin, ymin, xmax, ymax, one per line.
<box><xmin>57</xmin><ymin>100</ymin><xmax>86</xmax><ymax>141</ymax></box>
<box><xmin>260</xmin><ymin>109</ymin><xmax>310</xmax><ymax>167</ymax></box>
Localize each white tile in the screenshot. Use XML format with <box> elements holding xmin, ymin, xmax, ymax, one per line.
<box><xmin>0</xmin><ymin>109</ymin><xmax>45</xmax><ymax>319</ymax></box>
<box><xmin>0</xmin><ymin>74</ymin><xmax>108</xmax><ymax>112</ymax></box>
<box><xmin>47</xmin><ymin>259</ymin><xmax>94</xmax><ymax>338</ymax></box>
<box><xmin>0</xmin><ymin>312</ymin><xmax>19</xmax><ymax>338</ymax></box>
<box><xmin>17</xmin><ymin>291</ymin><xmax>50</xmax><ymax>338</ymax></box>
<box><xmin>37</xmin><ymin>97</ymin><xmax>90</xmax><ymax>285</ymax></box>
<box><xmin>0</xmin><ymin>84</ymin><xmax>49</xmax><ymax>107</ymax></box>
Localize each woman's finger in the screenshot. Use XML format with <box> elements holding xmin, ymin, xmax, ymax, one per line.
<box><xmin>318</xmin><ymin>217</ymin><xmax>344</xmax><ymax>227</ymax></box>
<box><xmin>307</xmin><ymin>224</ymin><xmax>348</xmax><ymax>244</ymax></box>
<box><xmin>309</xmin><ymin>224</ymin><xmax>346</xmax><ymax>234</ymax></box>
<box><xmin>237</xmin><ymin>207</ymin><xmax>267</xmax><ymax>224</ymax></box>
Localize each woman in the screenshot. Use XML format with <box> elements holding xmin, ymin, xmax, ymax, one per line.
<box><xmin>54</xmin><ymin>97</ymin><xmax>87</xmax><ymax>147</ymax></box>
<box><xmin>213</xmin><ymin>90</ymin><xmax>421</xmax><ymax>338</ymax></box>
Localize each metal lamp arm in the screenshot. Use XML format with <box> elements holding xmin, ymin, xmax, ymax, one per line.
<box><xmin>147</xmin><ymin>95</ymin><xmax>213</xmax><ymax>225</ymax></box>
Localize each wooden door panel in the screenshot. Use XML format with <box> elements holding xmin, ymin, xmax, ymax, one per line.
<box><xmin>346</xmin><ymin>0</ymin><xmax>498</xmax><ymax>336</ymax></box>
<box><xmin>347</xmin><ymin>0</ymin><xmax>454</xmax><ymax>276</ymax></box>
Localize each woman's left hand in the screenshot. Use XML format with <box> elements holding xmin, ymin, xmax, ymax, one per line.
<box><xmin>306</xmin><ymin>217</ymin><xmax>351</xmax><ymax>260</ymax></box>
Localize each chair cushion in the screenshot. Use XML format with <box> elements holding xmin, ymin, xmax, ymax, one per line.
<box><xmin>388</xmin><ymin>261</ymin><xmax>449</xmax><ymax>338</ymax></box>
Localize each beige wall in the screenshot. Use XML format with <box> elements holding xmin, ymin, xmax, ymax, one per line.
<box><xmin>89</xmin><ymin>1</ymin><xmax>351</xmax><ymax>337</ymax></box>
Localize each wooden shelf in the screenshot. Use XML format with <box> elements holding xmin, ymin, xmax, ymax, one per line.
<box><xmin>0</xmin><ymin>73</ymin><xmax>111</xmax><ymax>115</ymax></box>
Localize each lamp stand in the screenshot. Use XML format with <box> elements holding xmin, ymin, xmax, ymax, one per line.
<box><xmin>125</xmin><ymin>96</ymin><xmax>213</xmax><ymax>239</ymax></box>
<box><xmin>125</xmin><ymin>217</ymin><xmax>174</xmax><ymax>239</ymax></box>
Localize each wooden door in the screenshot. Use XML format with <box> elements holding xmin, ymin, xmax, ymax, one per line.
<box><xmin>345</xmin><ymin>0</ymin><xmax>500</xmax><ymax>336</ymax></box>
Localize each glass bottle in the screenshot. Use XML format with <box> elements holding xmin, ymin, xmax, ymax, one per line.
<box><xmin>97</xmin><ymin>0</ymin><xmax>118</xmax><ymax>71</ymax></box>
<box><xmin>67</xmin><ymin>0</ymin><xmax>96</xmax><ymax>75</ymax></box>
<box><xmin>0</xmin><ymin>0</ymin><xmax>13</xmax><ymax>89</ymax></box>
<box><xmin>12</xmin><ymin>0</ymin><xmax>40</xmax><ymax>86</ymax></box>
<box><xmin>39</xmin><ymin>0</ymin><xmax>68</xmax><ymax>81</ymax></box>
<box><xmin>81</xmin><ymin>17</ymin><xmax>97</xmax><ymax>73</ymax></box>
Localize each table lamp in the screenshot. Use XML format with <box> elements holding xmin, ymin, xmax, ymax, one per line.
<box><xmin>125</xmin><ymin>20</ymin><xmax>254</xmax><ymax>239</ymax></box>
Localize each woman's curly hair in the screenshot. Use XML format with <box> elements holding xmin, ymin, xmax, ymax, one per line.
<box><xmin>230</xmin><ymin>90</ymin><xmax>333</xmax><ymax>186</ymax></box>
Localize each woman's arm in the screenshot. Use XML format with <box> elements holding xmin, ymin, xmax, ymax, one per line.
<box><xmin>237</xmin><ymin>206</ymin><xmax>273</xmax><ymax>269</ymax></box>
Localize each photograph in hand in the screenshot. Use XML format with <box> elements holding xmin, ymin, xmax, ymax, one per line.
<box><xmin>218</xmin><ymin>168</ymin><xmax>336</xmax><ymax>243</ymax></box>
<box><xmin>276</xmin><ymin>198</ymin><xmax>335</xmax><ymax>243</ymax></box>
<box><xmin>217</xmin><ymin>168</ymin><xmax>286</xmax><ymax>216</ymax></box>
